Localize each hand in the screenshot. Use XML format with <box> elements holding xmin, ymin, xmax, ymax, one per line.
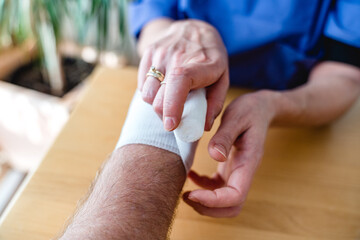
<box><xmin>183</xmin><ymin>91</ymin><xmax>276</xmax><ymax>217</ymax></box>
<box><xmin>138</xmin><ymin>19</ymin><xmax>229</xmax><ymax>131</ymax></box>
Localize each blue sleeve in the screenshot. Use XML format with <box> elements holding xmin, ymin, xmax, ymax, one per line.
<box><xmin>324</xmin><ymin>0</ymin><xmax>360</xmax><ymax>48</ymax></box>
<box><xmin>129</xmin><ymin>0</ymin><xmax>179</xmax><ymax>38</ymax></box>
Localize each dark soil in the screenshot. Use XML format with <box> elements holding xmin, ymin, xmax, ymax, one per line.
<box><xmin>4</xmin><ymin>57</ymin><xmax>95</xmax><ymax>97</ymax></box>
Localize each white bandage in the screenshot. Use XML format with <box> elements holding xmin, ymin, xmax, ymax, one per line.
<box><xmin>174</xmin><ymin>88</ymin><xmax>207</xmax><ymax>142</ymax></box>
<box><xmin>116</xmin><ymin>89</ymin><xmax>207</xmax><ymax>172</ymax></box>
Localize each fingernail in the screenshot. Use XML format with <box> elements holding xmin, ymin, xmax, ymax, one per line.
<box><xmin>214</xmin><ymin>144</ymin><xmax>227</xmax><ymax>160</ymax></box>
<box><xmin>164</xmin><ymin>117</ymin><xmax>175</xmax><ymax>131</ymax></box>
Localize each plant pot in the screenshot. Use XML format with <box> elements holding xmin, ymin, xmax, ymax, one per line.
<box><xmin>3</xmin><ymin>56</ymin><xmax>95</xmax><ymax>97</ymax></box>
<box><xmin>0</xmin><ymin>45</ymin><xmax>96</xmax><ymax>173</ymax></box>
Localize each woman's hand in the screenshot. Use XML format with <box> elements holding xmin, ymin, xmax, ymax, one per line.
<box><xmin>183</xmin><ymin>91</ymin><xmax>277</xmax><ymax>217</ymax></box>
<box><xmin>138</xmin><ymin>19</ymin><xmax>229</xmax><ymax>131</ymax></box>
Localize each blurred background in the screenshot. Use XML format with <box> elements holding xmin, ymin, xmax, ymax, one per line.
<box><xmin>0</xmin><ymin>0</ymin><xmax>136</xmax><ymax>216</ymax></box>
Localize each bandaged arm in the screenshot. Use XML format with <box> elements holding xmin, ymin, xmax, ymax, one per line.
<box><xmin>59</xmin><ymin>89</ymin><xmax>206</xmax><ymax>239</ymax></box>
<box><xmin>116</xmin><ymin>88</ymin><xmax>206</xmax><ymax>172</ymax></box>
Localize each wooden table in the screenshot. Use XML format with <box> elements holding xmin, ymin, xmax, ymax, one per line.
<box><xmin>1</xmin><ymin>67</ymin><xmax>359</xmax><ymax>239</ymax></box>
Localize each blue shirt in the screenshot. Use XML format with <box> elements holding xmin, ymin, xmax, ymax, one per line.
<box><xmin>130</xmin><ymin>0</ymin><xmax>360</xmax><ymax>90</ymax></box>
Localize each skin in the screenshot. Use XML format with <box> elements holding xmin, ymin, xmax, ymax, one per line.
<box><xmin>139</xmin><ymin>18</ymin><xmax>360</xmax><ymax>218</ymax></box>
<box><xmin>138</xmin><ymin>19</ymin><xmax>229</xmax><ymax>131</ymax></box>
<box><xmin>59</xmin><ymin>17</ymin><xmax>360</xmax><ymax>239</ymax></box>
<box><xmin>184</xmin><ymin>62</ymin><xmax>360</xmax><ymax>217</ymax></box>
<box><xmin>58</xmin><ymin>145</ymin><xmax>186</xmax><ymax>239</ymax></box>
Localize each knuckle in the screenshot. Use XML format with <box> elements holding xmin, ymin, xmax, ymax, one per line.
<box><xmin>222</xmin><ymin>102</ymin><xmax>248</xmax><ymax>127</ymax></box>
<box><xmin>171</xmin><ymin>52</ymin><xmax>183</xmax><ymax>65</ymax></box>
<box><xmin>168</xmin><ymin>66</ymin><xmax>192</xmax><ymax>86</ymax></box>
<box><xmin>167</xmin><ymin>44</ymin><xmax>176</xmax><ymax>55</ymax></box>
<box><xmin>155</xmin><ymin>46</ymin><xmax>167</xmax><ymax>58</ymax></box>
<box><xmin>192</xmin><ymin>50</ymin><xmax>207</xmax><ymax>63</ymax></box>
<box><xmin>170</xmin><ymin>66</ymin><xmax>187</xmax><ymax>76</ymax></box>
<box><xmin>148</xmin><ymin>43</ymin><xmax>157</xmax><ymax>53</ymax></box>
<box><xmin>222</xmin><ymin>106</ymin><xmax>236</xmax><ymax>120</ymax></box>
<box><xmin>168</xmin><ymin>43</ymin><xmax>185</xmax><ymax>54</ymax></box>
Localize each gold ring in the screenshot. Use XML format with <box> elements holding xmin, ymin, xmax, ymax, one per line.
<box><xmin>146</xmin><ymin>66</ymin><xmax>165</xmax><ymax>82</ymax></box>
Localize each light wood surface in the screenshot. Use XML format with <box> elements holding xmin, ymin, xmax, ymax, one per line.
<box><xmin>1</xmin><ymin>67</ymin><xmax>359</xmax><ymax>239</ymax></box>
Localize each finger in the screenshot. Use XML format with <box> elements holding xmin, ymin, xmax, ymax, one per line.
<box><xmin>142</xmin><ymin>76</ymin><xmax>162</xmax><ymax>104</ymax></box>
<box><xmin>153</xmin><ymin>84</ymin><xmax>166</xmax><ymax>118</ymax></box>
<box><xmin>162</xmin><ymin>58</ymin><xmax>225</xmax><ymax>131</ymax></box>
<box><xmin>187</xmin><ymin>185</ymin><xmax>244</xmax><ymax>208</ymax></box>
<box><xmin>137</xmin><ymin>48</ymin><xmax>153</xmax><ymax>91</ymax></box>
<box><xmin>205</xmin><ymin>70</ymin><xmax>229</xmax><ymax>131</ymax></box>
<box><xmin>141</xmin><ymin>48</ymin><xmax>167</xmax><ymax>104</ymax></box>
<box><xmin>189</xmin><ymin>151</ymin><xmax>259</xmax><ymax>208</ymax></box>
<box><xmin>183</xmin><ymin>192</ymin><xmax>242</xmax><ymax>218</ymax></box>
<box><xmin>188</xmin><ymin>170</ymin><xmax>225</xmax><ymax>190</ymax></box>
<box><xmin>162</xmin><ymin>64</ymin><xmax>191</xmax><ymax>131</ymax></box>
<box><xmin>208</xmin><ymin>110</ymin><xmax>249</xmax><ymax>162</ymax></box>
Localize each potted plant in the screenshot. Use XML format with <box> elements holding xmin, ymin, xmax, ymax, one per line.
<box><xmin>0</xmin><ymin>0</ymin><xmax>136</xmax><ymax>97</ymax></box>
<box><xmin>0</xmin><ymin>0</ymin><xmax>137</xmax><ymax>210</ymax></box>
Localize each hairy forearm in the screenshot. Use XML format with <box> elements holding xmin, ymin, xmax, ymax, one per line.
<box><xmin>266</xmin><ymin>61</ymin><xmax>360</xmax><ymax>126</ymax></box>
<box><xmin>59</xmin><ymin>144</ymin><xmax>186</xmax><ymax>240</ymax></box>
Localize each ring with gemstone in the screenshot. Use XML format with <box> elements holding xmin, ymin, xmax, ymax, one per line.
<box><xmin>146</xmin><ymin>66</ymin><xmax>165</xmax><ymax>82</ymax></box>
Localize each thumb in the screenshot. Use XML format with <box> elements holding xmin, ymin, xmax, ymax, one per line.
<box><xmin>208</xmin><ymin>111</ymin><xmax>248</xmax><ymax>162</ymax></box>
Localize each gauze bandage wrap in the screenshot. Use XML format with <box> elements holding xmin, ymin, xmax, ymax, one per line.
<box><xmin>174</xmin><ymin>89</ymin><xmax>207</xmax><ymax>142</ymax></box>
<box><xmin>116</xmin><ymin>89</ymin><xmax>207</xmax><ymax>172</ymax></box>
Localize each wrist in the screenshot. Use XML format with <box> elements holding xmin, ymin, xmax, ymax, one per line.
<box><xmin>250</xmin><ymin>90</ymin><xmax>282</xmax><ymax>126</ymax></box>
<box><xmin>258</xmin><ymin>89</ymin><xmax>306</xmax><ymax>127</ymax></box>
